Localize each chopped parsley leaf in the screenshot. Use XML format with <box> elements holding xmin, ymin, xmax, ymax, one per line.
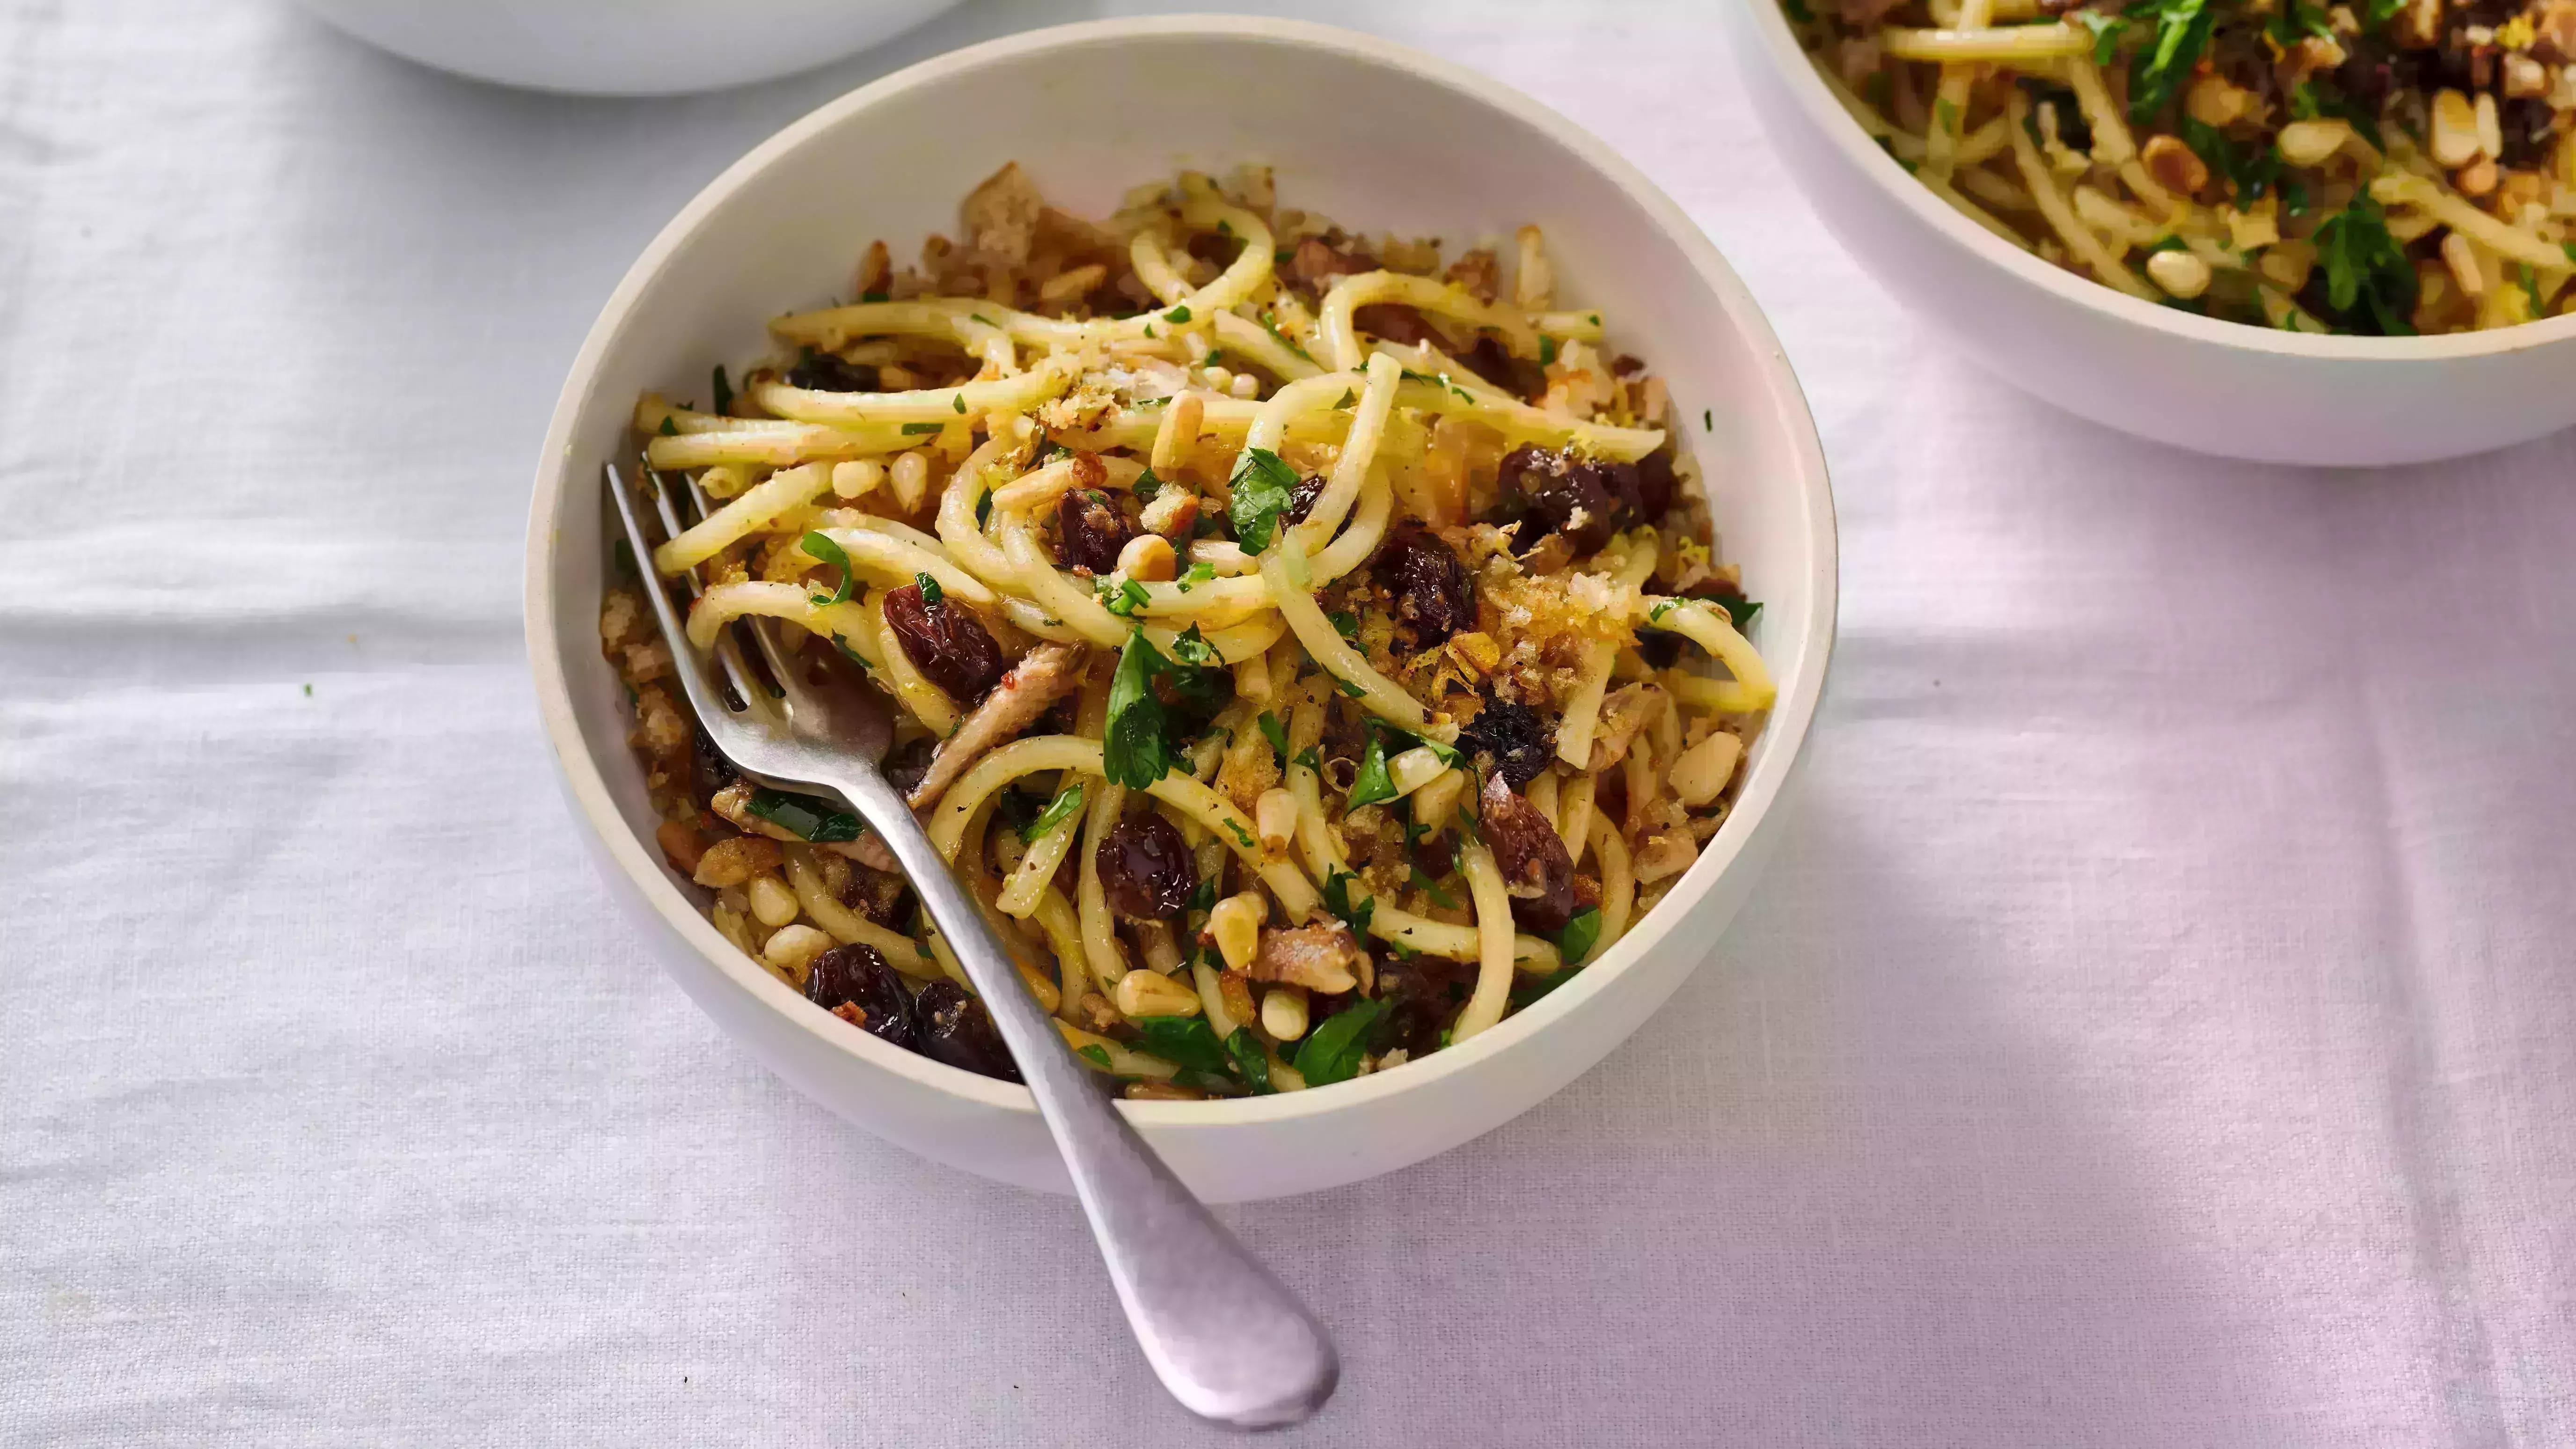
<box><xmin>1021</xmin><ymin>783</ymin><xmax>1085</xmax><ymax>842</ymax></box>
<box><xmin>1346</xmin><ymin>728</ymin><xmax>1398</xmax><ymax>809</ymax></box>
<box><xmin>1407</xmin><ymin>865</ymin><xmax>1459</xmax><ymax>909</ymax></box>
<box><xmin>1076</xmin><ymin>1043</ymin><xmax>1113</xmax><ymax>1069</ymax></box>
<box><xmin>1175</xmin><ymin>561</ymin><xmax>1215</xmax><ymax>593</ymax></box>
<box><xmin>746</xmin><ymin>787</ymin><xmax>863</xmax><ymax>843</ymax></box>
<box><xmin>914</xmin><ymin>571</ymin><xmax>943</xmax><ymax>605</ymax></box>
<box><xmin>951</xmin><ymin>393</ymin><xmax>967</xmax><ymax>415</ymax></box>
<box><xmin>1098</xmin><ymin>576</ymin><xmax>1150</xmax><ymax>616</ymax></box>
<box><xmin>900</xmin><ymin>421</ymin><xmax>944</xmax><ymax>435</ymax></box>
<box><xmin>657</xmin><ymin>416</ymin><xmax>677</xmax><ymax>437</ymax></box>
<box><xmin>1557</xmin><ymin>906</ymin><xmax>1603</xmax><ymax>965</ymax></box>
<box><xmin>1292</xmin><ymin>998</ymin><xmax>1385</xmax><ymax>1086</ymax></box>
<box><xmin>1321</xmin><ymin>869</ymin><xmax>1376</xmax><ymax>937</ymax></box>
<box><xmin>1327</xmin><ymin>610</ymin><xmax>1360</xmax><ymax>640</ymax></box>
<box><xmin>1224</xmin><ymin>1027</ymin><xmax>1274</xmax><ymax>1094</ymax></box>
<box><xmin>1225</xmin><ymin>446</ymin><xmax>1300</xmax><ymax>553</ymax></box>
<box><xmin>800</xmin><ymin>530</ymin><xmax>855</xmax><ymax>607</ymax></box>
<box><xmin>1166</xmin><ymin>305</ymin><xmax>1192</xmax><ymax>323</ymax></box>
<box><xmin>1538</xmin><ymin>335</ymin><xmax>1559</xmax><ymax>366</ymax></box>
<box><xmin>1256</xmin><ymin>710</ymin><xmax>1289</xmax><ymax>763</ymax></box>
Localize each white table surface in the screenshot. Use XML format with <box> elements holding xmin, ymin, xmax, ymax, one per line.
<box><xmin>9</xmin><ymin>1</ymin><xmax>2575</xmax><ymax>1444</ymax></box>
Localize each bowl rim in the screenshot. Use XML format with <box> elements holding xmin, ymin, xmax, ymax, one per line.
<box><xmin>1734</xmin><ymin>0</ymin><xmax>2576</xmax><ymax>361</ymax></box>
<box><xmin>524</xmin><ymin>13</ymin><xmax>1839</xmax><ymax>1129</ymax></box>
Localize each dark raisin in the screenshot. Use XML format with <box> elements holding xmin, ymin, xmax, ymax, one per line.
<box><xmin>1631</xmin><ymin>446</ymin><xmax>1677</xmax><ymax>525</ymax></box>
<box><xmin>914</xmin><ymin>980</ymin><xmax>1020</xmax><ymax>1082</ymax></box>
<box><xmin>1463</xmin><ymin>334</ymin><xmax>1548</xmax><ymax>402</ymax></box>
<box><xmin>785</xmin><ymin>352</ymin><xmax>880</xmax><ymax>392</ymax></box>
<box><xmin>2500</xmin><ymin>97</ymin><xmax>2557</xmax><ymax>168</ymax></box>
<box><xmin>1499</xmin><ymin>445</ymin><xmax>1617</xmax><ymax>555</ymax></box>
<box><xmin>1097</xmin><ymin>811</ymin><xmax>1196</xmax><ymax>919</ymax></box>
<box><xmin>1374</xmin><ymin>953</ymin><xmax>1471</xmax><ymax>1055</ymax></box>
<box><xmin>1459</xmin><ymin>689</ymin><xmax>1554</xmax><ymax>790</ymax></box>
<box><xmin>1354</xmin><ymin>303</ymin><xmax>1437</xmax><ymax>346</ymax></box>
<box><xmin>1184</xmin><ymin>230</ymin><xmax>1239</xmax><ymax>268</ymax></box>
<box><xmin>1375</xmin><ymin>524</ymin><xmax>1471</xmax><ymax>651</ymax></box>
<box><xmin>1056</xmin><ymin>488</ymin><xmax>1134</xmax><ymax>576</ymax></box>
<box><xmin>881</xmin><ymin>582</ymin><xmax>1005</xmax><ymax>705</ymax></box>
<box><xmin>1284</xmin><ymin>472</ymin><xmax>1328</xmax><ymax>525</ymax></box>
<box><xmin>691</xmin><ymin>722</ymin><xmax>739</xmax><ymax>799</ymax></box>
<box><xmin>1634</xmin><ymin>629</ymin><xmax>1683</xmax><ymax>669</ymax></box>
<box><xmin>1478</xmin><ymin>772</ymin><xmax>1584</xmax><ymax>934</ymax></box>
<box><xmin>881</xmin><ymin>736</ymin><xmax>937</xmax><ymax>797</ymax></box>
<box><xmin>805</xmin><ymin>944</ymin><xmax>915</xmax><ymax>1049</ymax></box>
<box><xmin>1289</xmin><ymin>237</ymin><xmax>1377</xmax><ymax>295</ymax></box>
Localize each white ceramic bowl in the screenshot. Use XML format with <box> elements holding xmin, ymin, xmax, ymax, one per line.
<box><xmin>526</xmin><ymin>16</ymin><xmax>1837</xmax><ymax>1201</ymax></box>
<box><xmin>296</xmin><ymin>0</ymin><xmax>965</xmax><ymax>96</ymax></box>
<box><xmin>1725</xmin><ymin>1</ymin><xmax>2576</xmax><ymax>467</ymax></box>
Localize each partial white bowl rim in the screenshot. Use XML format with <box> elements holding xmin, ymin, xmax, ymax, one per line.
<box><xmin>526</xmin><ymin>14</ymin><xmax>1838</xmax><ymax>1130</ymax></box>
<box><xmin>1737</xmin><ymin>0</ymin><xmax>2576</xmax><ymax>360</ymax></box>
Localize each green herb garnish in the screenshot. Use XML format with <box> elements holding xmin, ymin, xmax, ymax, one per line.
<box><xmin>1098</xmin><ymin>576</ymin><xmax>1149</xmax><ymax>616</ymax></box>
<box><xmin>1407</xmin><ymin>865</ymin><xmax>1459</xmax><ymax>909</ymax></box>
<box><xmin>1105</xmin><ymin>629</ymin><xmax>1174</xmax><ymax>788</ymax></box>
<box><xmin>1328</xmin><ymin>610</ymin><xmax>1360</xmax><ymax>640</ymax></box>
<box><xmin>1347</xmin><ymin>729</ymin><xmax>1397</xmax><ymax>809</ymax></box>
<box><xmin>1256</xmin><ymin>710</ymin><xmax>1289</xmax><ymax>762</ymax></box>
<box><xmin>900</xmin><ymin>421</ymin><xmax>944</xmax><ymax>435</ymax></box>
<box><xmin>1022</xmin><ymin>783</ymin><xmax>1086</xmax><ymax>843</ymax></box>
<box><xmin>657</xmin><ymin>416</ymin><xmax>677</xmax><ymax>437</ymax></box>
<box><xmin>1557</xmin><ymin>906</ymin><xmax>1603</xmax><ymax>965</ymax></box>
<box><xmin>1076</xmin><ymin>1043</ymin><xmax>1113</xmax><ymax>1069</ymax></box>
<box><xmin>1175</xmin><ymin>561</ymin><xmax>1215</xmax><ymax>593</ymax></box>
<box><xmin>2314</xmin><ymin>194</ymin><xmax>2417</xmax><ymax>336</ymax></box>
<box><xmin>746</xmin><ymin>787</ymin><xmax>863</xmax><ymax>843</ymax></box>
<box><xmin>1292</xmin><ymin>998</ymin><xmax>1386</xmax><ymax>1086</ymax></box>
<box><xmin>1166</xmin><ymin>305</ymin><xmax>1192</xmax><ymax>323</ymax></box>
<box><xmin>914</xmin><ymin>571</ymin><xmax>943</xmax><ymax>605</ymax></box>
<box><xmin>2122</xmin><ymin>0</ymin><xmax>2215</xmax><ymax>124</ymax></box>
<box><xmin>1224</xmin><ymin>1027</ymin><xmax>1274</xmax><ymax>1093</ymax></box>
<box><xmin>951</xmin><ymin>393</ymin><xmax>967</xmax><ymax>415</ymax></box>
<box><xmin>1225</xmin><ymin>446</ymin><xmax>1301</xmax><ymax>553</ymax></box>
<box><xmin>800</xmin><ymin>530</ymin><xmax>855</xmax><ymax>607</ymax></box>
<box><xmin>1129</xmin><ymin>1015</ymin><xmax>1231</xmax><ymax>1075</ymax></box>
<box><xmin>1538</xmin><ymin>335</ymin><xmax>1559</xmax><ymax>366</ymax></box>
<box><xmin>1321</xmin><ymin>869</ymin><xmax>1376</xmax><ymax>937</ymax></box>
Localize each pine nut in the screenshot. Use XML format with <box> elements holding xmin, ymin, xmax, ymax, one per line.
<box><xmin>1255</xmin><ymin>787</ymin><xmax>1298</xmax><ymax>856</ymax></box>
<box><xmin>2431</xmin><ymin>89</ymin><xmax>2480</xmax><ymax>167</ymax></box>
<box><xmin>1209</xmin><ymin>891</ymin><xmax>1266</xmax><ymax>973</ymax></box>
<box><xmin>2455</xmin><ymin>155</ymin><xmax>2500</xmax><ymax>196</ymax></box>
<box><xmin>761</xmin><ymin>924</ymin><xmax>832</xmax><ymax>976</ymax></box>
<box><xmin>1261</xmin><ymin>986</ymin><xmax>1310</xmax><ymax>1043</ymax></box>
<box><xmin>746</xmin><ymin>872</ymin><xmax>801</xmax><ymax>929</ymax></box>
<box><xmin>2146</xmin><ymin>248</ymin><xmax>2213</xmax><ymax>301</ymax></box>
<box><xmin>1151</xmin><ymin>392</ymin><xmax>1203</xmax><ymax>475</ymax></box>
<box><xmin>1113</xmin><ymin>966</ymin><xmax>1202</xmax><ymax>1018</ymax></box>
<box><xmin>888</xmin><ymin>449</ymin><xmax>931</xmax><ymax>510</ymax></box>
<box><xmin>1669</xmin><ymin>731</ymin><xmax>1746</xmax><ymax>807</ymax></box>
<box><xmin>1116</xmin><ymin>533</ymin><xmax>1176</xmax><ymax>582</ymax></box>
<box><xmin>830</xmin><ymin>459</ymin><xmax>883</xmax><ymax>499</ymax></box>
<box><xmin>2474</xmin><ymin>90</ymin><xmax>2503</xmax><ymax>160</ymax></box>
<box><xmin>2276</xmin><ymin>119</ymin><xmax>2352</xmax><ymax>168</ymax></box>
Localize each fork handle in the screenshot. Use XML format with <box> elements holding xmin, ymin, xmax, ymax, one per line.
<box><xmin>829</xmin><ymin>765</ymin><xmax>1338</xmax><ymax>1430</ymax></box>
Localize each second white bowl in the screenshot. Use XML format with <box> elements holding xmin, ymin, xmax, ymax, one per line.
<box><xmin>525</xmin><ymin>17</ymin><xmax>1838</xmax><ymax>1200</ymax></box>
<box><xmin>1726</xmin><ymin>0</ymin><xmax>2576</xmax><ymax>468</ymax></box>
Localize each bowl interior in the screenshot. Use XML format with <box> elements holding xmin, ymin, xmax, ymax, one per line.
<box><xmin>532</xmin><ymin>19</ymin><xmax>1835</xmax><ymax>1120</ymax></box>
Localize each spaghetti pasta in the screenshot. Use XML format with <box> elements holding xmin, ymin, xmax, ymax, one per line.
<box><xmin>598</xmin><ymin>163</ymin><xmax>1772</xmax><ymax>1101</ymax></box>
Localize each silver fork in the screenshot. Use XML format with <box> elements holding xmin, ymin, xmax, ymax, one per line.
<box><xmin>606</xmin><ymin>461</ymin><xmax>1337</xmax><ymax>1431</ymax></box>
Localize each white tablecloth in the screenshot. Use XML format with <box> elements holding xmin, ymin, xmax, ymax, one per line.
<box><xmin>9</xmin><ymin>1</ymin><xmax>2574</xmax><ymax>1444</ymax></box>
